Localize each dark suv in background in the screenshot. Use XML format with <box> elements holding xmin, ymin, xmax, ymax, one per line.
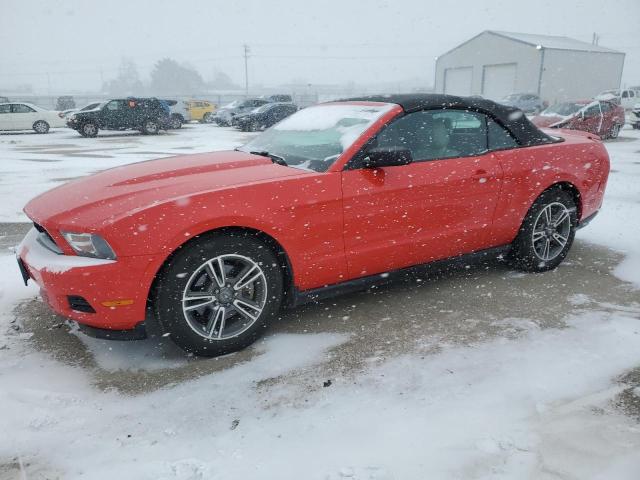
<box><xmin>234</xmin><ymin>102</ymin><xmax>298</xmax><ymax>131</ymax></box>
<box><xmin>66</xmin><ymin>97</ymin><xmax>170</xmax><ymax>137</ymax></box>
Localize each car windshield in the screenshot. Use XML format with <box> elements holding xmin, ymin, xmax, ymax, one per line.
<box><xmin>223</xmin><ymin>100</ymin><xmax>240</xmax><ymax>108</ymax></box>
<box><xmin>541</xmin><ymin>102</ymin><xmax>584</xmax><ymax>116</ymax></box>
<box><xmin>252</xmin><ymin>104</ymin><xmax>273</xmax><ymax>113</ymax></box>
<box><xmin>239</xmin><ymin>103</ymin><xmax>395</xmax><ymax>172</ymax></box>
<box><xmin>502</xmin><ymin>94</ymin><xmax>521</xmax><ymax>101</ymax></box>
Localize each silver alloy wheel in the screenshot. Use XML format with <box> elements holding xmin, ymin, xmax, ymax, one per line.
<box><xmin>83</xmin><ymin>123</ymin><xmax>96</xmax><ymax>136</ymax></box>
<box><xmin>531</xmin><ymin>202</ymin><xmax>572</xmax><ymax>261</ymax></box>
<box><xmin>182</xmin><ymin>254</ymin><xmax>268</xmax><ymax>340</ymax></box>
<box><xmin>145</xmin><ymin>121</ymin><xmax>158</xmax><ymax>133</ymax></box>
<box><xmin>34</xmin><ymin>121</ymin><xmax>48</xmax><ymax>133</ymax></box>
<box><xmin>610</xmin><ymin>124</ymin><xmax>620</xmax><ymax>139</ymax></box>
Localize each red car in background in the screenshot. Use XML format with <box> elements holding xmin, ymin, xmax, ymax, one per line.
<box><xmin>532</xmin><ymin>99</ymin><xmax>625</xmax><ymax>139</ymax></box>
<box><xmin>17</xmin><ymin>94</ymin><xmax>610</xmax><ymax>357</ymax></box>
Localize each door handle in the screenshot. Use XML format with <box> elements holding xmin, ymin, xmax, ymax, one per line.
<box><xmin>473</xmin><ymin>169</ymin><xmax>489</xmax><ymax>183</ymax></box>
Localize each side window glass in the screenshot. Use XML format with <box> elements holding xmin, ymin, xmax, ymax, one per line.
<box><xmin>375</xmin><ymin>109</ymin><xmax>487</xmax><ymax>161</ymax></box>
<box><xmin>622</xmin><ymin>91</ymin><xmax>629</xmax><ymax>98</ymax></box>
<box><xmin>583</xmin><ymin>104</ymin><xmax>601</xmax><ymax>117</ymax></box>
<box><xmin>488</xmin><ymin>119</ymin><xmax>518</xmax><ymax>150</ymax></box>
<box><xmin>106</xmin><ymin>101</ymin><xmax>120</xmax><ymax>111</ymax></box>
<box><xmin>13</xmin><ymin>104</ymin><xmax>35</xmax><ymax>113</ymax></box>
<box><xmin>0</xmin><ymin>104</ymin><xmax>10</xmax><ymax>114</ymax></box>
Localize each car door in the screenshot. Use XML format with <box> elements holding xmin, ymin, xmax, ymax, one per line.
<box><xmin>341</xmin><ymin>109</ymin><xmax>503</xmax><ymax>278</ymax></box>
<box><xmin>102</xmin><ymin>100</ymin><xmax>127</xmax><ymax>128</ymax></box>
<box><xmin>572</xmin><ymin>103</ymin><xmax>602</xmax><ymax>134</ymax></box>
<box><xmin>598</xmin><ymin>101</ymin><xmax>615</xmax><ymax>135</ymax></box>
<box><xmin>0</xmin><ymin>104</ymin><xmax>13</xmax><ymax>130</ymax></box>
<box><xmin>11</xmin><ymin>103</ymin><xmax>38</xmax><ymax>130</ymax></box>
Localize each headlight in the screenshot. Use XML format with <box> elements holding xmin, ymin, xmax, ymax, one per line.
<box><xmin>61</xmin><ymin>232</ymin><xmax>116</xmax><ymax>260</ymax></box>
<box><xmin>70</xmin><ymin>114</ymin><xmax>76</xmax><ymax>120</ymax></box>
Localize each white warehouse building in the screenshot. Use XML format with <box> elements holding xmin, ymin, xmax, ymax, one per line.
<box><xmin>435</xmin><ymin>31</ymin><xmax>625</xmax><ymax>104</ymax></box>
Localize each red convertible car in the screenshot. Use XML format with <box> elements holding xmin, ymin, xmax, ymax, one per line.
<box><xmin>17</xmin><ymin>95</ymin><xmax>610</xmax><ymax>356</ymax></box>
<box><xmin>531</xmin><ymin>99</ymin><xmax>625</xmax><ymax>139</ymax></box>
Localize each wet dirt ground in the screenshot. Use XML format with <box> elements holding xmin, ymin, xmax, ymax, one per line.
<box><xmin>5</xmin><ymin>220</ymin><xmax>639</xmax><ymax>400</ymax></box>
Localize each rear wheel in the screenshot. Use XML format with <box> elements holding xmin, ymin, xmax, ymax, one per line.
<box><xmin>80</xmin><ymin>122</ymin><xmax>98</xmax><ymax>137</ymax></box>
<box><xmin>169</xmin><ymin>115</ymin><xmax>182</xmax><ymax>129</ymax></box>
<box><xmin>509</xmin><ymin>188</ymin><xmax>577</xmax><ymax>272</ymax></box>
<box><xmin>153</xmin><ymin>232</ymin><xmax>284</xmax><ymax>357</ymax></box>
<box><xmin>142</xmin><ymin>119</ymin><xmax>159</xmax><ymax>135</ymax></box>
<box><xmin>203</xmin><ymin>112</ymin><xmax>214</xmax><ymax>123</ymax></box>
<box><xmin>33</xmin><ymin>120</ymin><xmax>50</xmax><ymax>134</ymax></box>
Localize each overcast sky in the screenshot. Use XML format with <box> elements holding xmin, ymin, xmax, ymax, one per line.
<box><xmin>2</xmin><ymin>0</ymin><xmax>639</xmax><ymax>93</ymax></box>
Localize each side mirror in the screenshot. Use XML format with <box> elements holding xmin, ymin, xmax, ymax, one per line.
<box><xmin>362</xmin><ymin>147</ymin><xmax>413</xmax><ymax>169</ymax></box>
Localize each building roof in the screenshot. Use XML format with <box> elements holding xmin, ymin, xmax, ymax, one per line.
<box><xmin>336</xmin><ymin>94</ymin><xmax>556</xmax><ymax>146</ymax></box>
<box><xmin>489</xmin><ymin>30</ymin><xmax>623</xmax><ymax>54</ymax></box>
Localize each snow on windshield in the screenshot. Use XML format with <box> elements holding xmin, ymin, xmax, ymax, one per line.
<box><xmin>241</xmin><ymin>102</ymin><xmax>396</xmax><ymax>172</ymax></box>
<box><xmin>273</xmin><ymin>103</ymin><xmax>394</xmax><ymax>150</ymax></box>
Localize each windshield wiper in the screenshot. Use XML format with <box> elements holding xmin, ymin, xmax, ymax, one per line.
<box><xmin>250</xmin><ymin>150</ymin><xmax>288</xmax><ymax>166</ymax></box>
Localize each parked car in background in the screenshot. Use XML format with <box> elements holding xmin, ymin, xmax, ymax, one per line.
<box><xmin>62</xmin><ymin>101</ymin><xmax>104</xmax><ymax>119</ymax></box>
<box><xmin>533</xmin><ymin>99</ymin><xmax>625</xmax><ymax>139</ymax></box>
<box><xmin>631</xmin><ymin>103</ymin><xmax>640</xmax><ymax>129</ymax></box>
<box><xmin>214</xmin><ymin>98</ymin><xmax>271</xmax><ymax>126</ymax></box>
<box><xmin>234</xmin><ymin>102</ymin><xmax>298</xmax><ymax>131</ymax></box>
<box><xmin>596</xmin><ymin>88</ymin><xmax>639</xmax><ymax>110</ymax></box>
<box><xmin>66</xmin><ymin>97</ymin><xmax>169</xmax><ymax>137</ymax></box>
<box><xmin>500</xmin><ymin>93</ymin><xmax>546</xmax><ymax>114</ymax></box>
<box><xmin>0</xmin><ymin>102</ymin><xmax>65</xmax><ymax>133</ymax></box>
<box><xmin>56</xmin><ymin>96</ymin><xmax>75</xmax><ymax>111</ymax></box>
<box><xmin>17</xmin><ymin>94</ymin><xmax>609</xmax><ymax>357</ymax></box>
<box><xmin>161</xmin><ymin>99</ymin><xmax>191</xmax><ymax>128</ymax></box>
<box><xmin>264</xmin><ymin>94</ymin><xmax>293</xmax><ymax>103</ymax></box>
<box><xmin>185</xmin><ymin>100</ymin><xmax>216</xmax><ymax>123</ymax></box>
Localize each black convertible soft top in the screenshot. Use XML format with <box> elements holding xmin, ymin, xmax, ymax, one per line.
<box><xmin>337</xmin><ymin>94</ymin><xmax>558</xmax><ymax>147</ymax></box>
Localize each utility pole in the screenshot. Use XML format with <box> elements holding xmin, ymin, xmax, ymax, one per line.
<box><xmin>243</xmin><ymin>44</ymin><xmax>250</xmax><ymax>96</ymax></box>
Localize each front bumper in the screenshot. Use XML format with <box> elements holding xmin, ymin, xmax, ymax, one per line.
<box><xmin>17</xmin><ymin>227</ymin><xmax>155</xmax><ymax>331</ymax></box>
<box><xmin>630</xmin><ymin>111</ymin><xmax>640</xmax><ymax>126</ymax></box>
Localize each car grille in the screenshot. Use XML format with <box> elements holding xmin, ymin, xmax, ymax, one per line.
<box><xmin>33</xmin><ymin>223</ymin><xmax>63</xmax><ymax>254</ymax></box>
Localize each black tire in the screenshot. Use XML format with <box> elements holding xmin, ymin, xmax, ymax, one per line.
<box><xmin>203</xmin><ymin>112</ymin><xmax>214</xmax><ymax>123</ymax></box>
<box><xmin>509</xmin><ymin>188</ymin><xmax>577</xmax><ymax>272</ymax></box>
<box><xmin>170</xmin><ymin>115</ymin><xmax>182</xmax><ymax>129</ymax></box>
<box><xmin>608</xmin><ymin>124</ymin><xmax>621</xmax><ymax>139</ymax></box>
<box><xmin>79</xmin><ymin>122</ymin><xmax>98</xmax><ymax>137</ymax></box>
<box><xmin>142</xmin><ymin>119</ymin><xmax>160</xmax><ymax>135</ymax></box>
<box><xmin>33</xmin><ymin>120</ymin><xmax>50</xmax><ymax>134</ymax></box>
<box><xmin>153</xmin><ymin>232</ymin><xmax>284</xmax><ymax>357</ymax></box>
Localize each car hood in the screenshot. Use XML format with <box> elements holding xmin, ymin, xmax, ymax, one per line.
<box><xmin>531</xmin><ymin>115</ymin><xmax>565</xmax><ymax>128</ymax></box>
<box><xmin>24</xmin><ymin>150</ymin><xmax>307</xmax><ymax>227</ymax></box>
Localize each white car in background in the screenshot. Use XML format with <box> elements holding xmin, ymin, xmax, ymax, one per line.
<box><xmin>630</xmin><ymin>103</ymin><xmax>640</xmax><ymax>130</ymax></box>
<box><xmin>596</xmin><ymin>88</ymin><xmax>640</xmax><ymax>110</ymax></box>
<box><xmin>0</xmin><ymin>102</ymin><xmax>65</xmax><ymax>133</ymax></box>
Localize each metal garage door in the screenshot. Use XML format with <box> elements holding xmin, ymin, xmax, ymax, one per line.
<box><xmin>444</xmin><ymin>67</ymin><xmax>473</xmax><ymax>96</ymax></box>
<box><xmin>482</xmin><ymin>63</ymin><xmax>517</xmax><ymax>100</ymax></box>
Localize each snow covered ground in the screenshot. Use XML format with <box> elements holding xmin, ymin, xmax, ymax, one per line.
<box><xmin>0</xmin><ymin>125</ymin><xmax>639</xmax><ymax>479</ymax></box>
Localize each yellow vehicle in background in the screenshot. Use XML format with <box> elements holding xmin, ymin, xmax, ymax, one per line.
<box><xmin>186</xmin><ymin>100</ymin><xmax>216</xmax><ymax>123</ymax></box>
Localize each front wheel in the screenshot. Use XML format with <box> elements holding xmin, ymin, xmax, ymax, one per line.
<box><xmin>509</xmin><ymin>188</ymin><xmax>577</xmax><ymax>272</ymax></box>
<box><xmin>142</xmin><ymin>119</ymin><xmax>159</xmax><ymax>135</ymax></box>
<box><xmin>79</xmin><ymin>122</ymin><xmax>98</xmax><ymax>137</ymax></box>
<box><xmin>608</xmin><ymin>123</ymin><xmax>621</xmax><ymax>139</ymax></box>
<box><xmin>153</xmin><ymin>232</ymin><xmax>284</xmax><ymax>357</ymax></box>
<box><xmin>33</xmin><ymin>120</ymin><xmax>50</xmax><ymax>134</ymax></box>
